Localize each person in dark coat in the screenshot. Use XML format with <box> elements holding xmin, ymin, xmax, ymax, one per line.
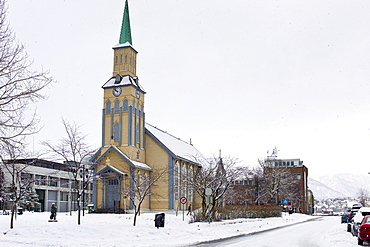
<box><xmin>50</xmin><ymin>203</ymin><xmax>57</xmax><ymax>220</ymax></box>
<box><xmin>187</xmin><ymin>204</ymin><xmax>192</xmax><ymax>215</ymax></box>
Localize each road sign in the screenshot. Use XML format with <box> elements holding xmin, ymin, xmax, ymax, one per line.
<box><xmin>205</xmin><ymin>188</ymin><xmax>212</xmax><ymax>196</ymax></box>
<box><xmin>180</xmin><ymin>197</ymin><xmax>187</xmax><ymax>204</ymax></box>
<box><xmin>282</xmin><ymin>199</ymin><xmax>289</xmax><ymax>204</ymax></box>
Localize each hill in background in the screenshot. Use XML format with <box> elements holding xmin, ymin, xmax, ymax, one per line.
<box><xmin>309</xmin><ymin>173</ymin><xmax>370</xmax><ymax>200</ymax></box>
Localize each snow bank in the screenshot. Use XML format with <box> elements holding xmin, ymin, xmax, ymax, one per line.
<box><xmin>0</xmin><ymin>211</ymin><xmax>317</xmax><ymax>246</ymax></box>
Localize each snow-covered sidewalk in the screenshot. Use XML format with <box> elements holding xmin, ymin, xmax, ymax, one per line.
<box><xmin>0</xmin><ymin>211</ymin><xmax>319</xmax><ymax>246</ymax></box>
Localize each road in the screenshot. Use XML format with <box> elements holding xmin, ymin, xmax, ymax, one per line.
<box><xmin>197</xmin><ymin>216</ymin><xmax>364</xmax><ymax>247</ymax></box>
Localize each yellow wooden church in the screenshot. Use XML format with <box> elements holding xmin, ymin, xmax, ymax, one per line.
<box><xmin>92</xmin><ymin>0</ymin><xmax>203</xmax><ymax>212</ymax></box>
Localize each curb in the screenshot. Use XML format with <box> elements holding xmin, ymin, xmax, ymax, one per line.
<box><xmin>188</xmin><ymin>216</ymin><xmax>323</xmax><ymax>246</ymax></box>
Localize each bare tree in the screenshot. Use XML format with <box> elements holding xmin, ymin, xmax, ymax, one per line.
<box><xmin>358</xmin><ymin>188</ymin><xmax>369</xmax><ymax>207</ymax></box>
<box><xmin>122</xmin><ymin>167</ymin><xmax>167</xmax><ymax>226</ymax></box>
<box><xmin>257</xmin><ymin>158</ymin><xmax>301</xmax><ymax>207</ymax></box>
<box><xmin>185</xmin><ymin>155</ymin><xmax>240</xmax><ymax>220</ymax></box>
<box><xmin>0</xmin><ymin>143</ymin><xmax>38</xmax><ymax>229</ymax></box>
<box><xmin>42</xmin><ymin>119</ymin><xmax>96</xmax><ymax>225</ymax></box>
<box><xmin>0</xmin><ymin>0</ymin><xmax>52</xmax><ymax>148</ymax></box>
<box><xmin>225</xmin><ymin>166</ymin><xmax>260</xmax><ymax>205</ymax></box>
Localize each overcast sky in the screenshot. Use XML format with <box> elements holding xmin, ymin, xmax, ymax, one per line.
<box><xmin>6</xmin><ymin>0</ymin><xmax>370</xmax><ymax>178</ymax></box>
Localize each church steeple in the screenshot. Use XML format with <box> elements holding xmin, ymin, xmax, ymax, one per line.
<box><xmin>112</xmin><ymin>0</ymin><xmax>137</xmax><ymax>78</ymax></box>
<box><xmin>119</xmin><ymin>0</ymin><xmax>132</xmax><ymax>45</ymax></box>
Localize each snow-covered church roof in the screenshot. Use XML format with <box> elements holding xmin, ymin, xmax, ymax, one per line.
<box><xmin>145</xmin><ymin>123</ymin><xmax>204</xmax><ymax>166</ymax></box>
<box><xmin>102</xmin><ymin>74</ymin><xmax>145</xmax><ymax>92</ymax></box>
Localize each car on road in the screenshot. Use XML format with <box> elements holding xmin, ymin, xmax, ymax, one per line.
<box><xmin>358</xmin><ymin>215</ymin><xmax>370</xmax><ymax>246</ymax></box>
<box><xmin>348</xmin><ymin>210</ymin><xmax>359</xmax><ymax>232</ymax></box>
<box><xmin>352</xmin><ymin>207</ymin><xmax>370</xmax><ymax>237</ymax></box>
<box><xmin>342</xmin><ymin>212</ymin><xmax>349</xmax><ymax>223</ymax></box>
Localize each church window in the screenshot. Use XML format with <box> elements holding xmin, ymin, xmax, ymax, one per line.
<box><xmin>120</xmin><ymin>55</ymin><xmax>122</xmax><ymax>64</ymax></box>
<box><xmin>174</xmin><ymin>161</ymin><xmax>179</xmax><ymax>199</ymax></box>
<box><xmin>137</xmin><ymin>170</ymin><xmax>141</xmax><ymax>185</ymax></box>
<box><xmin>105</xmin><ymin>101</ymin><xmax>111</xmax><ymax>114</ymax></box>
<box><xmin>113</xmin><ymin>123</ymin><xmax>119</xmax><ymax>141</ymax></box>
<box><xmin>135</xmin><ymin>124</ymin><xmax>140</xmax><ymax>144</ymax></box>
<box><xmin>115</xmin><ymin>56</ymin><xmax>118</xmax><ymax>64</ymax></box>
<box><xmin>124</xmin><ymin>54</ymin><xmax>127</xmax><ymax>63</ymax></box>
<box><xmin>114</xmin><ymin>100</ymin><xmax>120</xmax><ymax>113</ymax></box>
<box><xmin>136</xmin><ymin>150</ymin><xmax>140</xmax><ymax>159</ymax></box>
<box><xmin>123</xmin><ymin>99</ymin><xmax>129</xmax><ymax>111</ymax></box>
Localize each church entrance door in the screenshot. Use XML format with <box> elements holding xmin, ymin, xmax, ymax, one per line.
<box><xmin>106</xmin><ymin>178</ymin><xmax>120</xmax><ymax>208</ymax></box>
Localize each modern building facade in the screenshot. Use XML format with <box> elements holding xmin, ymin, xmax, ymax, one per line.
<box><xmin>1</xmin><ymin>159</ymin><xmax>92</xmax><ymax>212</ymax></box>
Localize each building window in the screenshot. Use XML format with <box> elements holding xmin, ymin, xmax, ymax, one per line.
<box><xmin>113</xmin><ymin>123</ymin><xmax>119</xmax><ymax>141</ymax></box>
<box><xmin>120</xmin><ymin>54</ymin><xmax>122</xmax><ymax>64</ymax></box>
<box><xmin>114</xmin><ymin>100</ymin><xmax>120</xmax><ymax>113</ymax></box>
<box><xmin>105</xmin><ymin>101</ymin><xmax>111</xmax><ymax>114</ymax></box>
<box><xmin>297</xmin><ymin>174</ymin><xmax>301</xmax><ymax>180</ymax></box>
<box><xmin>49</xmin><ymin>177</ymin><xmax>58</xmax><ymax>187</ymax></box>
<box><xmin>71</xmin><ymin>181</ymin><xmax>77</xmax><ymax>189</ymax></box>
<box><xmin>115</xmin><ymin>56</ymin><xmax>118</xmax><ymax>64</ymax></box>
<box><xmin>123</xmin><ymin>99</ymin><xmax>128</xmax><ymax>111</ymax></box>
<box><xmin>35</xmin><ymin>175</ymin><xmax>47</xmax><ymax>186</ymax></box>
<box><xmin>135</xmin><ymin>125</ymin><xmax>140</xmax><ymax>143</ymax></box>
<box><xmin>60</xmin><ymin>192</ymin><xmax>69</xmax><ymax>201</ymax></box>
<box><xmin>124</xmin><ymin>54</ymin><xmax>127</xmax><ymax>63</ymax></box>
<box><xmin>108</xmin><ymin>179</ymin><xmax>118</xmax><ymax>185</ymax></box>
<box><xmin>60</xmin><ymin>178</ymin><xmax>69</xmax><ymax>188</ymax></box>
<box><xmin>136</xmin><ymin>151</ymin><xmax>140</xmax><ymax>159</ymax></box>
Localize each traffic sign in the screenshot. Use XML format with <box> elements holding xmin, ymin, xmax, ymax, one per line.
<box><xmin>180</xmin><ymin>197</ymin><xmax>187</xmax><ymax>204</ymax></box>
<box><xmin>282</xmin><ymin>199</ymin><xmax>289</xmax><ymax>204</ymax></box>
<box><xmin>205</xmin><ymin>188</ymin><xmax>212</xmax><ymax>196</ymax></box>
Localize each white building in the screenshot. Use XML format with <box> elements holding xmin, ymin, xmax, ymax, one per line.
<box><xmin>1</xmin><ymin>159</ymin><xmax>92</xmax><ymax>212</ymax></box>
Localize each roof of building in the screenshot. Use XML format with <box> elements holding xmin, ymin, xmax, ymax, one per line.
<box><xmin>96</xmin><ymin>164</ymin><xmax>127</xmax><ymax>176</ymax></box>
<box><xmin>102</xmin><ymin>74</ymin><xmax>145</xmax><ymax>92</ymax></box>
<box><xmin>145</xmin><ymin>123</ymin><xmax>204</xmax><ymax>166</ymax></box>
<box><xmin>95</xmin><ymin>145</ymin><xmax>152</xmax><ymax>171</ymax></box>
<box><xmin>4</xmin><ymin>158</ymin><xmax>69</xmax><ymax>172</ymax></box>
<box><xmin>119</xmin><ymin>0</ymin><xmax>132</xmax><ymax>45</ymax></box>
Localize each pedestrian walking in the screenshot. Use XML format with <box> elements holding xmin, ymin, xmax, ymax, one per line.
<box><xmin>187</xmin><ymin>204</ymin><xmax>192</xmax><ymax>215</ymax></box>
<box><xmin>50</xmin><ymin>203</ymin><xmax>57</xmax><ymax>220</ymax></box>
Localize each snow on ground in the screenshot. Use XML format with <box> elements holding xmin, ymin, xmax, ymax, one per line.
<box><xmin>0</xmin><ymin>211</ymin><xmax>358</xmax><ymax>246</ymax></box>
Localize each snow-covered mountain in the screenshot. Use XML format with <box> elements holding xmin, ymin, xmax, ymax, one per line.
<box><xmin>308</xmin><ymin>173</ymin><xmax>370</xmax><ymax>200</ymax></box>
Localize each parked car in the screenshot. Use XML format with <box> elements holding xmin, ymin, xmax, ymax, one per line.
<box><xmin>348</xmin><ymin>210</ymin><xmax>359</xmax><ymax>232</ymax></box>
<box><xmin>358</xmin><ymin>215</ymin><xmax>370</xmax><ymax>246</ymax></box>
<box><xmin>352</xmin><ymin>207</ymin><xmax>370</xmax><ymax>237</ymax></box>
<box><xmin>342</xmin><ymin>212</ymin><xmax>349</xmax><ymax>223</ymax></box>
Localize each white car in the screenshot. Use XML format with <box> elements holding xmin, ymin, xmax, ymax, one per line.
<box><xmin>351</xmin><ymin>207</ymin><xmax>370</xmax><ymax>237</ymax></box>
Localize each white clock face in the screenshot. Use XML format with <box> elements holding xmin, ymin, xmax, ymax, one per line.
<box><xmin>112</xmin><ymin>87</ymin><xmax>122</xmax><ymax>97</ymax></box>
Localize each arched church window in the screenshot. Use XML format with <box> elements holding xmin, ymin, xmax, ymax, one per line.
<box><xmin>120</xmin><ymin>55</ymin><xmax>122</xmax><ymax>64</ymax></box>
<box><xmin>137</xmin><ymin>170</ymin><xmax>141</xmax><ymax>185</ymax></box>
<box><xmin>115</xmin><ymin>56</ymin><xmax>118</xmax><ymax>64</ymax></box>
<box><xmin>135</xmin><ymin>124</ymin><xmax>140</xmax><ymax>144</ymax></box>
<box><xmin>113</xmin><ymin>123</ymin><xmax>119</xmax><ymax>141</ymax></box>
<box><xmin>105</xmin><ymin>101</ymin><xmax>111</xmax><ymax>114</ymax></box>
<box><xmin>123</xmin><ymin>99</ymin><xmax>128</xmax><ymax>111</ymax></box>
<box><xmin>124</xmin><ymin>54</ymin><xmax>127</xmax><ymax>63</ymax></box>
<box><xmin>114</xmin><ymin>100</ymin><xmax>120</xmax><ymax>113</ymax></box>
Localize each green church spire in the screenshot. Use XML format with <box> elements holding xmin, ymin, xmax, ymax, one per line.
<box><xmin>119</xmin><ymin>0</ymin><xmax>132</xmax><ymax>45</ymax></box>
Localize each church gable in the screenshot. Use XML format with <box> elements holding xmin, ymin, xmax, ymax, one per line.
<box><xmin>96</xmin><ymin>164</ymin><xmax>127</xmax><ymax>176</ymax></box>
<box><xmin>96</xmin><ymin>145</ymin><xmax>152</xmax><ymax>172</ymax></box>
